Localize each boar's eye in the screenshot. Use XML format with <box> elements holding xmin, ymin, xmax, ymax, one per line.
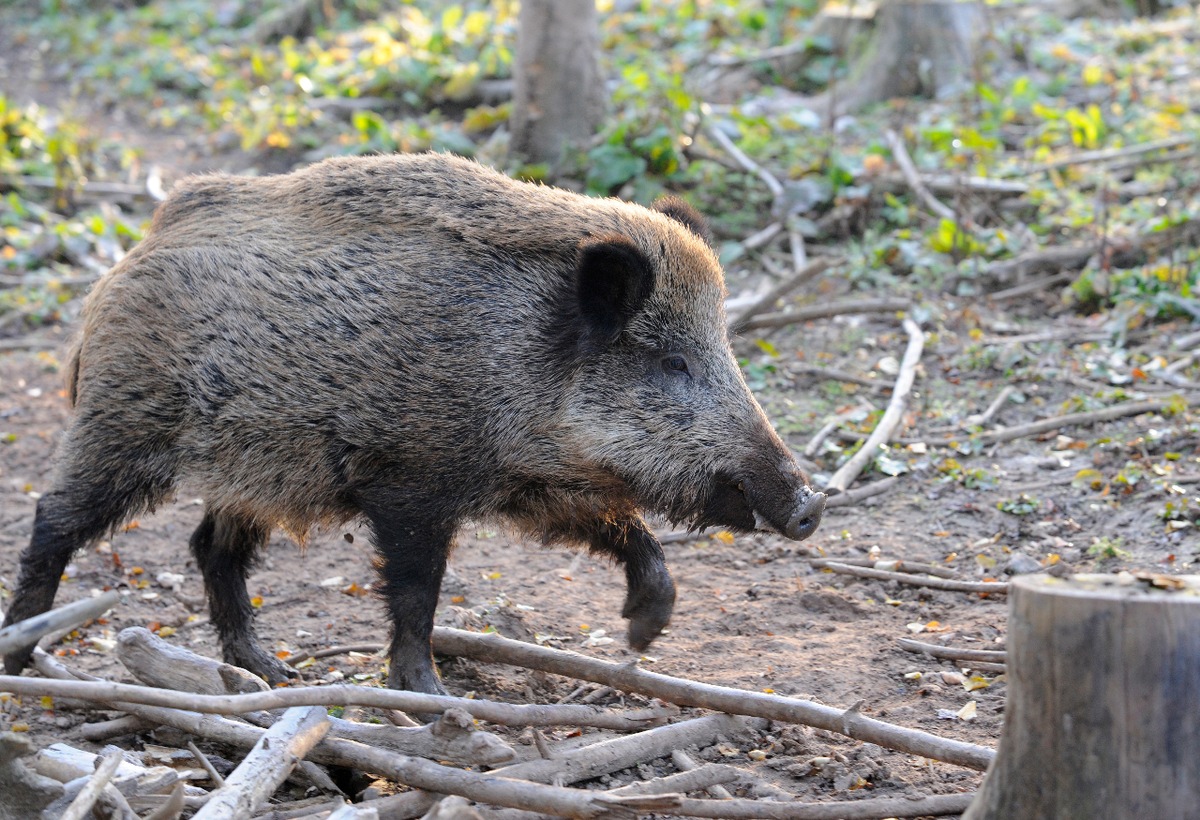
<box><xmin>661</xmin><ymin>354</ymin><xmax>691</xmax><ymax>377</ymax></box>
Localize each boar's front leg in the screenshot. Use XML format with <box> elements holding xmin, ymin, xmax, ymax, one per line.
<box><xmin>587</xmin><ymin>518</ymin><xmax>676</xmax><ymax>651</ymax></box>
<box><xmin>190</xmin><ymin>509</ymin><xmax>298</xmax><ymax>686</ymax></box>
<box><xmin>360</xmin><ymin>497</ymin><xmax>451</xmax><ymax>696</ymax></box>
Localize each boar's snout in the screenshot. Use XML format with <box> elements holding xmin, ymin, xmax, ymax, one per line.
<box><xmin>785</xmin><ymin>487</ymin><xmax>826</xmax><ymax>541</ymax></box>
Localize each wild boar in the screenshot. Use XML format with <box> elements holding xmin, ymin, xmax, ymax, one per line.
<box><xmin>2</xmin><ymin>153</ymin><xmax>825</xmax><ymax>693</ymax></box>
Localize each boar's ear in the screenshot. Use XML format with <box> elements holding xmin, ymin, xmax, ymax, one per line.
<box><xmin>652</xmin><ymin>197</ymin><xmax>712</xmax><ymax>246</ymax></box>
<box><xmin>576</xmin><ymin>234</ymin><xmax>655</xmax><ymax>348</ymax></box>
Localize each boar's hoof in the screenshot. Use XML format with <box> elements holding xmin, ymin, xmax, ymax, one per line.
<box><xmin>226</xmin><ymin>646</ymin><xmax>300</xmax><ymax>687</ymax></box>
<box><xmin>622</xmin><ymin>574</ymin><xmax>677</xmax><ymax>652</ymax></box>
<box><xmin>3</xmin><ymin>645</ymin><xmax>36</xmax><ymax>678</ymax></box>
<box><xmin>388</xmin><ymin>664</ymin><xmax>449</xmax><ymax>697</ymax></box>
<box><xmin>785</xmin><ymin>489</ymin><xmax>827</xmax><ymax>541</ymax></box>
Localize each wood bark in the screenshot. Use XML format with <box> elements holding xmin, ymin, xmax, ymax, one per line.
<box><xmin>510</xmin><ymin>0</ymin><xmax>603</xmax><ymax>167</ymax></box>
<box><xmin>965</xmin><ymin>574</ymin><xmax>1200</xmax><ymax>819</ymax></box>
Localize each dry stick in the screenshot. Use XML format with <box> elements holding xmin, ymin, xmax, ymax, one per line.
<box><xmin>0</xmin><ymin>590</ymin><xmax>121</xmax><ymax>655</ymax></box>
<box><xmin>817</xmin><ymin>562</ymin><xmax>1008</xmax><ymax>595</ymax></box>
<box><xmin>431</xmin><ymin>628</ymin><xmax>996</xmax><ymax>771</ymax></box>
<box><xmin>743</xmin><ymin>221</ymin><xmax>784</xmax><ymax>251</ymax></box>
<box><xmin>186</xmin><ymin>740</ymin><xmax>227</xmax><ymax>788</ymax></box>
<box><xmin>1017</xmin><ymin>135</ymin><xmax>1195</xmax><ymax>175</ymax></box>
<box><xmin>193</xmin><ymin>706</ymin><xmax>331</xmax><ymax>820</ymax></box>
<box><xmin>706</xmin><ymin>122</ymin><xmax>784</xmax><ymax>200</ymax></box>
<box><xmin>789</xmin><ymin>363</ymin><xmax>890</xmax><ymax>392</ymax></box>
<box><xmin>884</xmin><ymin>130</ymin><xmax>957</xmax><ymax>223</ymax></box>
<box><xmin>987</xmin><ymin>272</ymin><xmax>1072</xmax><ymax>302</ymax></box>
<box><xmin>897</xmin><ymin>638</ymin><xmax>1007</xmax><ymax>665</ymax></box>
<box><xmin>671</xmin><ymin>749</ymin><xmax>733</xmax><ymax>799</ymax></box>
<box><xmin>823</xmin><ymin>477</ymin><xmax>900</xmax><ymax>509</ymax></box>
<box><xmin>60</xmin><ymin>747</ymin><xmax>126</xmax><ymax>820</ymax></box>
<box><xmin>0</xmin><ymin>674</ymin><xmax>669</xmax><ymax>731</ymax></box>
<box><xmin>656</xmin><ymin>791</ymin><xmax>975</xmax><ymax>819</ymax></box>
<box><xmin>728</xmin><ymin>257</ymin><xmax>838</xmax><ymax>333</ymax></box>
<box><xmin>365</xmin><ymin>713</ymin><xmax>762</xmax><ymax>819</ymax></box>
<box><xmin>607</xmin><ymin>764</ymin><xmax>741</xmax><ymax>796</ymax></box>
<box><xmin>963</xmin><ymin>385</ymin><xmax>1017</xmax><ymax>430</ymax></box>
<box><xmin>740</xmin><ymin>298</ymin><xmax>912</xmax><ymax>332</ymax></box>
<box><xmin>142</xmin><ymin>782</ymin><xmax>186</xmax><ymax>820</ymax></box>
<box><xmin>286</xmin><ymin>644</ymin><xmax>386</xmax><ymax>666</ymax></box>
<box><xmin>810</xmin><ymin>556</ymin><xmax>958</xmax><ymax>580</ymax></box>
<box><xmin>969</xmin><ymin>398</ymin><xmax>1173</xmax><ymax>445</ymax></box>
<box><xmin>80</xmin><ymin>715</ymin><xmax>150</xmax><ymax>742</ymax></box>
<box><xmin>826</xmin><ymin>318</ymin><xmax>925</xmax><ymax>493</ymax></box>
<box><xmin>804</xmin><ymin>402</ymin><xmax>873</xmax><ymax>458</ymax></box>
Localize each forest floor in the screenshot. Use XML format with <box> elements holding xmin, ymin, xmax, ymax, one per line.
<box><xmin>2</xmin><ymin>8</ymin><xmax>1199</xmax><ymax>817</ymax></box>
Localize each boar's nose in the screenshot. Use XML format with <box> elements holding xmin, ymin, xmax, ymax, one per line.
<box><xmin>785</xmin><ymin>490</ymin><xmax>826</xmax><ymax>541</ymax></box>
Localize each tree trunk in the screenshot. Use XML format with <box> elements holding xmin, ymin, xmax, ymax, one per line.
<box><xmin>510</xmin><ymin>0</ymin><xmax>604</xmax><ymax>168</ymax></box>
<box><xmin>965</xmin><ymin>574</ymin><xmax>1200</xmax><ymax>820</ymax></box>
<box><xmin>825</xmin><ymin>0</ymin><xmax>984</xmax><ymax>114</ymax></box>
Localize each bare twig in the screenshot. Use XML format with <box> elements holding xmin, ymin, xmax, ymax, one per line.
<box><xmin>79</xmin><ymin>715</ymin><xmax>150</xmax><ymax>742</ymax></box>
<box><xmin>740</xmin><ymin>298</ymin><xmax>912</xmax><ymax>332</ymax></box>
<box><xmin>609</xmin><ymin>764</ymin><xmax>740</xmax><ymax>797</ymax></box>
<box><xmin>728</xmin><ymin>257</ymin><xmax>838</xmax><ymax>332</ymax></box>
<box><xmin>823</xmin><ymin>477</ymin><xmax>901</xmax><ymax>509</ymax></box>
<box><xmin>963</xmin><ymin>385</ymin><xmax>1018</xmax><ymax>430</ymax></box>
<box><xmin>648</xmin><ymin>791</ymin><xmax>975</xmax><ymax>819</ymax></box>
<box><xmin>885</xmin><ymin>130</ymin><xmax>957</xmax><ymax>223</ymax></box>
<box><xmin>1016</xmin><ymin>135</ymin><xmax>1195</xmax><ymax>175</ymax></box>
<box><xmin>186</xmin><ymin>741</ymin><xmax>226</xmax><ymax>788</ymax></box>
<box><xmin>0</xmin><ymin>590</ymin><xmax>121</xmax><ymax>655</ymax></box>
<box><xmin>826</xmin><ymin>319</ymin><xmax>925</xmax><ymax>492</ymax></box>
<box><xmin>430</xmin><ymin>628</ymin><xmax>996</xmax><ymax>770</ymax></box>
<box><xmin>970</xmin><ymin>398</ymin><xmax>1173</xmax><ymax>445</ymax></box>
<box><xmin>816</xmin><ymin>561</ymin><xmax>1008</xmax><ymax>594</ymax></box>
<box><xmin>810</xmin><ymin>556</ymin><xmax>958</xmax><ymax>579</ymax></box>
<box><xmin>898</xmin><ymin>638</ymin><xmax>1007</xmax><ymax>665</ymax></box>
<box><xmin>193</xmin><ymin>706</ymin><xmax>331</xmax><ymax>819</ymax></box>
<box><xmin>670</xmin><ymin>749</ymin><xmax>733</xmax><ymax>799</ymax></box>
<box><xmin>988</xmin><ymin>272</ymin><xmax>1072</xmax><ymax>302</ymax></box>
<box><xmin>0</xmin><ymin>675</ymin><xmax>673</xmax><ymax>731</ymax></box>
<box><xmin>789</xmin><ymin>363</ymin><xmax>890</xmax><ymax>392</ymax></box>
<box><xmin>60</xmin><ymin>748</ymin><xmax>125</xmax><ymax>820</ymax></box>
<box><xmin>285</xmin><ymin>644</ymin><xmax>385</xmax><ymax>667</ymax></box>
<box><xmin>706</xmin><ymin>123</ymin><xmax>784</xmax><ymax>200</ymax></box>
<box><xmin>804</xmin><ymin>403</ymin><xmax>873</xmax><ymax>458</ymax></box>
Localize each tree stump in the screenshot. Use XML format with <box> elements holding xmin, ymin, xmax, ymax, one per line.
<box><xmin>830</xmin><ymin>0</ymin><xmax>984</xmax><ymax>113</ymax></box>
<box><xmin>965</xmin><ymin>574</ymin><xmax>1200</xmax><ymax>820</ymax></box>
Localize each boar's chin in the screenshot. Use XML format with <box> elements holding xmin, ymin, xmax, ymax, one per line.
<box><xmin>692</xmin><ymin>472</ymin><xmax>757</xmax><ymax>533</ymax></box>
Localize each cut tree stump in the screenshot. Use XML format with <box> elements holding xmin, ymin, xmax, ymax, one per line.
<box><xmin>965</xmin><ymin>574</ymin><xmax>1200</xmax><ymax>820</ymax></box>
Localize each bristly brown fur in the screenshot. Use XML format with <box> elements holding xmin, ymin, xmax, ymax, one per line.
<box><xmin>3</xmin><ymin>153</ymin><xmax>821</xmax><ymax>690</ymax></box>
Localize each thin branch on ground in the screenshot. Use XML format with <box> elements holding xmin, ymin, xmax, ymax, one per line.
<box><xmin>59</xmin><ymin>748</ymin><xmax>126</xmax><ymax>820</ymax></box>
<box><xmin>430</xmin><ymin>627</ymin><xmax>996</xmax><ymax>771</ymax></box>
<box><xmin>810</xmin><ymin>557</ymin><xmax>958</xmax><ymax>580</ymax></box>
<box><xmin>671</xmin><ymin>750</ymin><xmax>733</xmax><ymax>799</ymax></box>
<box><xmin>740</xmin><ymin>298</ymin><xmax>912</xmax><ymax>332</ymax></box>
<box><xmin>0</xmin><ymin>590</ymin><xmax>121</xmax><ymax>656</ymax></box>
<box><xmin>885</xmin><ymin>130</ymin><xmax>958</xmax><ymax>223</ymax></box>
<box><xmin>789</xmin><ymin>363</ymin><xmax>891</xmax><ymax>392</ymax></box>
<box><xmin>987</xmin><ymin>272</ymin><xmax>1072</xmax><ymax>302</ymax></box>
<box><xmin>804</xmin><ymin>402</ymin><xmax>874</xmax><ymax>458</ymax></box>
<box><xmin>706</xmin><ymin>122</ymin><xmax>784</xmax><ymax>200</ymax></box>
<box><xmin>826</xmin><ymin>319</ymin><xmax>925</xmax><ymax>492</ymax></box>
<box><xmin>815</xmin><ymin>561</ymin><xmax>1008</xmax><ymax>594</ymax></box>
<box><xmin>285</xmin><ymin>644</ymin><xmax>385</xmax><ymax>666</ymax></box>
<box><xmin>728</xmin><ymin>257</ymin><xmax>838</xmax><ymax>332</ymax></box>
<box><xmin>897</xmin><ymin>638</ymin><xmax>1008</xmax><ymax>665</ymax></box>
<box><xmin>0</xmin><ymin>675</ymin><xmax>674</xmax><ymax>732</ymax></box>
<box><xmin>963</xmin><ymin>385</ymin><xmax>1018</xmax><ymax>430</ymax></box>
<box><xmin>823</xmin><ymin>477</ymin><xmax>901</xmax><ymax>509</ymax></box>
<box><xmin>969</xmin><ymin>398</ymin><xmax>1173</xmax><ymax>445</ymax></box>
<box><xmin>642</xmin><ymin>791</ymin><xmax>976</xmax><ymax>819</ymax></box>
<box><xmin>1016</xmin><ymin>135</ymin><xmax>1195</xmax><ymax>175</ymax></box>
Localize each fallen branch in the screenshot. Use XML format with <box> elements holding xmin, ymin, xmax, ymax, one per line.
<box><xmin>607</xmin><ymin>763</ymin><xmax>741</xmax><ymax>796</ymax></box>
<box><xmin>431</xmin><ymin>628</ymin><xmax>996</xmax><ymax>770</ymax></box>
<box><xmin>885</xmin><ymin>130</ymin><xmax>958</xmax><ymax>223</ymax></box>
<box><xmin>1017</xmin><ymin>135</ymin><xmax>1195</xmax><ymax>175</ymax></box>
<box><xmin>897</xmin><ymin>638</ymin><xmax>1007</xmax><ymax>665</ymax></box>
<box><xmin>671</xmin><ymin>749</ymin><xmax>733</xmax><ymax>799</ymax></box>
<box><xmin>653</xmin><ymin>791</ymin><xmax>975</xmax><ymax>819</ymax></box>
<box><xmin>117</xmin><ymin>626</ymin><xmax>269</xmax><ymax>695</ymax></box>
<box><xmin>740</xmin><ymin>298</ymin><xmax>913</xmax><ymax>332</ymax></box>
<box><xmin>987</xmin><ymin>273</ymin><xmax>1072</xmax><ymax>302</ymax></box>
<box><xmin>0</xmin><ymin>590</ymin><xmax>121</xmax><ymax>656</ymax></box>
<box><xmin>193</xmin><ymin>706</ymin><xmax>331</xmax><ymax>819</ymax></box>
<box><xmin>728</xmin><ymin>257</ymin><xmax>838</xmax><ymax>333</ymax></box>
<box><xmin>59</xmin><ymin>747</ymin><xmax>125</xmax><ymax>820</ymax></box>
<box><xmin>0</xmin><ymin>674</ymin><xmax>672</xmax><ymax>732</ymax></box>
<box><xmin>789</xmin><ymin>364</ymin><xmax>891</xmax><ymax>392</ymax></box>
<box><xmin>816</xmin><ymin>561</ymin><xmax>1008</xmax><ymax>595</ymax></box>
<box><xmin>963</xmin><ymin>385</ymin><xmax>1018</xmax><ymax>430</ymax></box>
<box><xmin>706</xmin><ymin>122</ymin><xmax>784</xmax><ymax>200</ymax></box>
<box><xmin>823</xmin><ymin>477</ymin><xmax>901</xmax><ymax>509</ymax></box>
<box><xmin>825</xmin><ymin>319</ymin><xmax>925</xmax><ymax>492</ymax></box>
<box><xmin>285</xmin><ymin>644</ymin><xmax>385</xmax><ymax>667</ymax></box>
<box><xmin>368</xmin><ymin>713</ymin><xmax>763</xmax><ymax>818</ymax></box>
<box><xmin>971</xmin><ymin>398</ymin><xmax>1173</xmax><ymax>445</ymax></box>
<box><xmin>804</xmin><ymin>403</ymin><xmax>873</xmax><ymax>458</ymax></box>
<box><xmin>811</xmin><ymin>556</ymin><xmax>958</xmax><ymax>580</ymax></box>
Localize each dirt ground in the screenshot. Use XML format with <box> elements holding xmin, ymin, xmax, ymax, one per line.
<box><xmin>3</xmin><ymin>29</ymin><xmax>1199</xmax><ymax>817</ymax></box>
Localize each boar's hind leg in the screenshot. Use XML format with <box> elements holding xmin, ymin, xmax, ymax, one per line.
<box><xmin>588</xmin><ymin>518</ymin><xmax>676</xmax><ymax>652</ymax></box>
<box><xmin>189</xmin><ymin>509</ymin><xmax>297</xmax><ymax>685</ymax></box>
<box><xmin>361</xmin><ymin>500</ymin><xmax>452</xmax><ymax>696</ymax></box>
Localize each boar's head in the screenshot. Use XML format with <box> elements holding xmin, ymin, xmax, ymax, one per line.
<box><xmin>557</xmin><ymin>199</ymin><xmax>826</xmax><ymax>542</ymax></box>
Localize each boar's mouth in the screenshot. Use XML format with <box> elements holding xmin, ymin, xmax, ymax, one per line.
<box><xmin>695</xmin><ymin>473</ymin><xmax>826</xmax><ymax>542</ymax></box>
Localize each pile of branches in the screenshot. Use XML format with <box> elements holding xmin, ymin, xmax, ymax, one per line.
<box><xmin>0</xmin><ymin>597</ymin><xmax>991</xmax><ymax>819</ymax></box>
